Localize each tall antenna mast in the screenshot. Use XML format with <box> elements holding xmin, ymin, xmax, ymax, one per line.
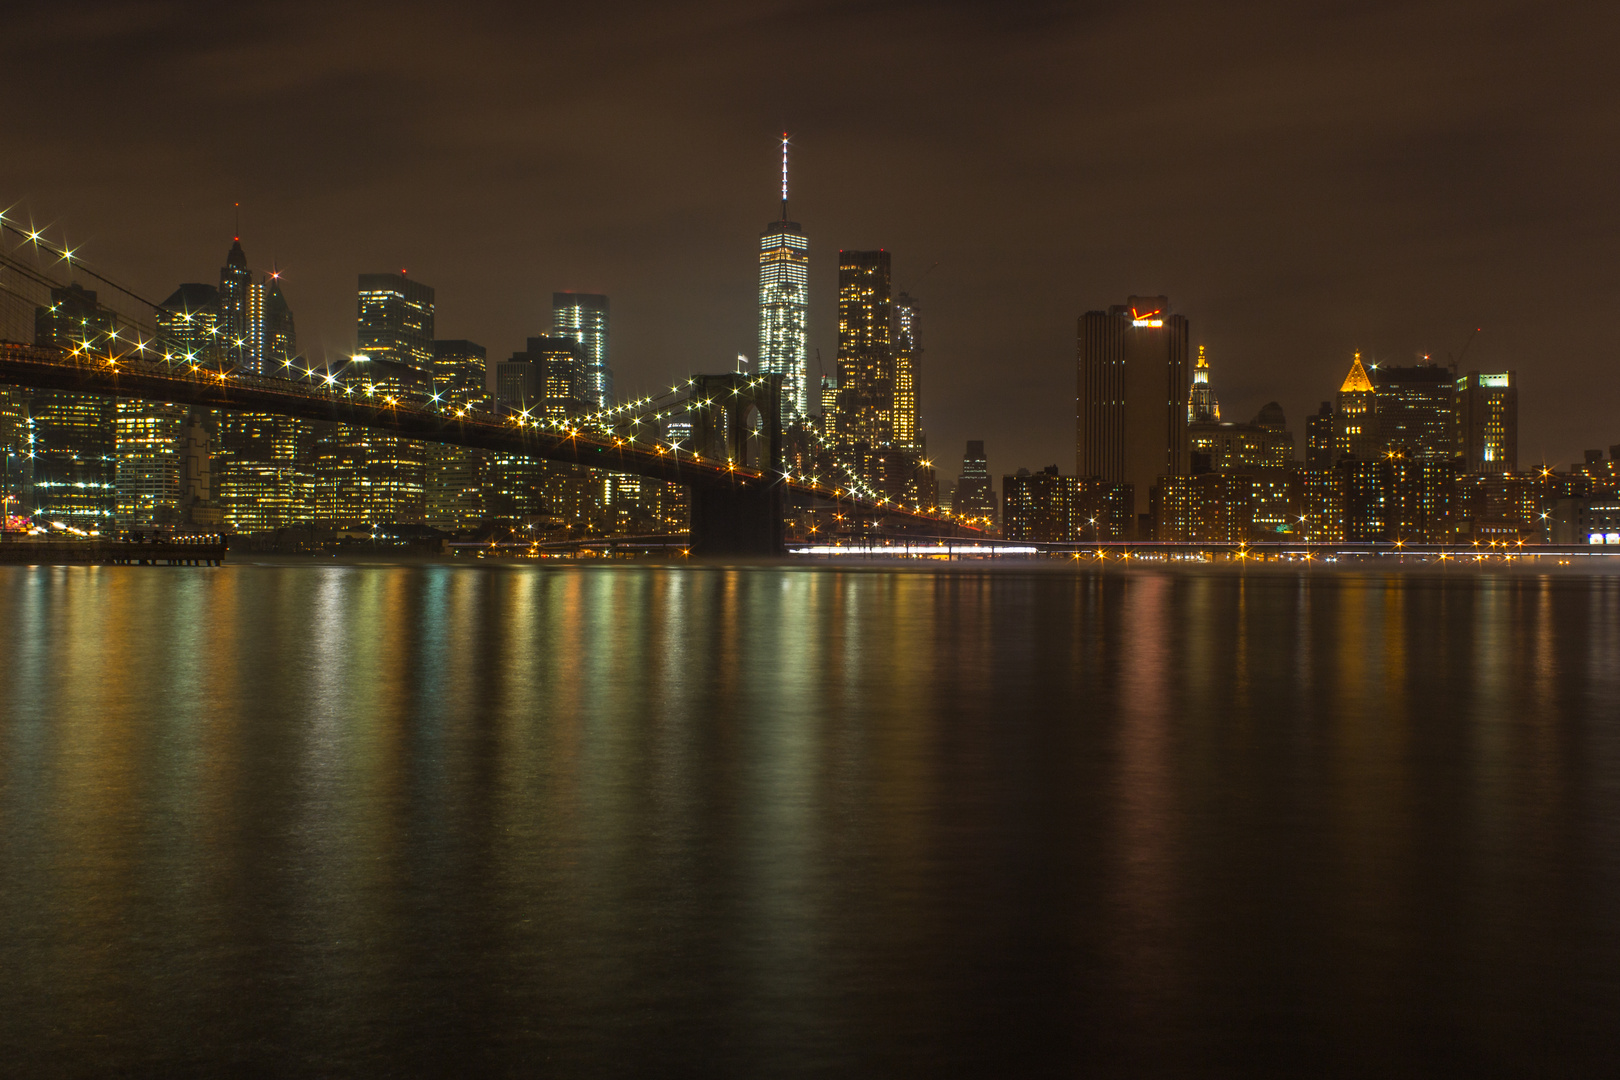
<box><xmin>780</xmin><ymin>132</ymin><xmax>789</xmax><ymax>220</ymax></box>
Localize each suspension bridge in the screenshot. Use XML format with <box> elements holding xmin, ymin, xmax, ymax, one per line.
<box><xmin>0</xmin><ymin>216</ymin><xmax>981</xmax><ymax>555</ymax></box>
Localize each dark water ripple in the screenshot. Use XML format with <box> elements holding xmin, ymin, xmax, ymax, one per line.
<box><xmin>1</xmin><ymin>563</ymin><xmax>1617</xmax><ymax>1076</ymax></box>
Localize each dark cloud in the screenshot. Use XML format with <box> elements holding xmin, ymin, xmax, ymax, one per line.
<box><xmin>4</xmin><ymin>0</ymin><xmax>1617</xmax><ymax>483</ymax></box>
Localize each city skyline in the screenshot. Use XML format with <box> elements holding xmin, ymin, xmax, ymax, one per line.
<box><xmin>3</xmin><ymin>3</ymin><xmax>1612</xmax><ymax>493</ymax></box>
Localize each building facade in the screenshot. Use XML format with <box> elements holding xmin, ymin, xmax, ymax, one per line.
<box><xmin>757</xmin><ymin>155</ymin><xmax>809</xmax><ymax>419</ymax></box>
<box><xmin>1333</xmin><ymin>352</ymin><xmax>1379</xmax><ymax>461</ymax></box>
<box><xmin>32</xmin><ymin>284</ymin><xmax>118</xmax><ymax>528</ymax></box>
<box><xmin>835</xmin><ymin>250</ymin><xmax>894</xmax><ymax>450</ymax></box>
<box><xmin>952</xmin><ymin>441</ymin><xmax>995</xmax><ymax>525</ymax></box>
<box><xmin>1456</xmin><ymin>371</ymin><xmax>1517</xmax><ymax>473</ymax></box>
<box><xmin>1077</xmin><ymin>296</ymin><xmax>1190</xmax><ymax>533</ymax></box>
<box><xmin>553</xmin><ymin>293</ymin><xmax>610</xmax><ymax>408</ymax></box>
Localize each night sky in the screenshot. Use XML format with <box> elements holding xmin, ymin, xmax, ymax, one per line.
<box><xmin>5</xmin><ymin>0</ymin><xmax>1617</xmax><ymax>487</ymax></box>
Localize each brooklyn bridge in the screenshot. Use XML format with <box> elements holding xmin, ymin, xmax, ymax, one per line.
<box><xmin>0</xmin><ymin>221</ymin><xmax>981</xmax><ymax>556</ymax></box>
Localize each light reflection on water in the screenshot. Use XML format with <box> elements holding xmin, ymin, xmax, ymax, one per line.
<box><xmin>1</xmin><ymin>563</ymin><xmax>1619</xmax><ymax>1075</ymax></box>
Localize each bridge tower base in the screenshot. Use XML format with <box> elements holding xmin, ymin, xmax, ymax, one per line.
<box><xmin>686</xmin><ymin>371</ymin><xmax>786</xmax><ymax>557</ymax></box>
<box><xmin>689</xmin><ymin>484</ymin><xmax>785</xmax><ymax>557</ymax></box>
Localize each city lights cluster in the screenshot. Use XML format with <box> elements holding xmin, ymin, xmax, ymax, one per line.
<box><xmin>0</xmin><ymin>207</ymin><xmax>978</xmax><ymax>540</ymax></box>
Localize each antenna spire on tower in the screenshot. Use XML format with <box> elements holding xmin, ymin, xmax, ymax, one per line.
<box><xmin>780</xmin><ymin>132</ymin><xmax>789</xmax><ymax>220</ymax></box>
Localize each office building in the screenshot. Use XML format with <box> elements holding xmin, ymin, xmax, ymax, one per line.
<box><xmin>835</xmin><ymin>250</ymin><xmax>893</xmax><ymax>449</ymax></box>
<box><xmin>1077</xmin><ymin>296</ymin><xmax>1190</xmax><ymax>532</ymax></box>
<box><xmin>553</xmin><ymin>293</ymin><xmax>610</xmax><ymax>407</ymax></box>
<box><xmin>343</xmin><ymin>274</ymin><xmax>436</xmax><ymax>525</ymax></box>
<box><xmin>1374</xmin><ymin>364</ymin><xmax>1454</xmax><ymax>459</ymax></box>
<box><xmin>757</xmin><ymin>138</ymin><xmax>810</xmax><ymax>419</ymax></box>
<box><xmin>0</xmin><ymin>388</ymin><xmax>29</xmax><ymax>528</ymax></box>
<box><xmin>114</xmin><ymin>401</ymin><xmax>184</xmax><ymax>532</ymax></box>
<box><xmin>892</xmin><ymin>291</ymin><xmax>921</xmax><ymax>448</ymax></box>
<box><xmin>1456</xmin><ymin>371</ymin><xmax>1517</xmax><ymax>473</ymax></box>
<box><xmin>952</xmin><ymin>441</ymin><xmax>995</xmax><ymax>524</ymax></box>
<box><xmin>495</xmin><ymin>337</ymin><xmax>589</xmax><ymax>420</ymax></box>
<box><xmin>431</xmin><ymin>339</ymin><xmax>487</xmax><ymax>411</ymax></box>
<box><xmin>424</xmin><ymin>442</ymin><xmax>487</xmax><ymax>531</ymax></box>
<box><xmin>264</xmin><ymin>275</ymin><xmax>297</xmax><ymax>373</ymax></box>
<box><xmin>359</xmin><ymin>273</ymin><xmax>435</xmax><ymax>371</ymax></box>
<box><xmin>32</xmin><ymin>284</ymin><xmax>117</xmax><ymax>528</ymax></box>
<box><xmin>819</xmin><ymin>374</ymin><xmax>838</xmax><ymax>439</ymax></box>
<box><xmin>154</xmin><ymin>284</ymin><xmax>222</xmax><ymax>366</ymax></box>
<box><xmin>218</xmin><ymin>238</ymin><xmax>264</xmax><ymax>373</ymax></box>
<box><xmin>216</xmin><ymin>265</ymin><xmax>312</xmax><ymax>532</ymax></box>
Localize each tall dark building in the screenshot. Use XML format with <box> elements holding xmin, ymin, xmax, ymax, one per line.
<box><xmin>553</xmin><ymin>293</ymin><xmax>610</xmax><ymax>407</ymax></box>
<box><xmin>1373</xmin><ymin>364</ymin><xmax>1454</xmax><ymax>459</ymax></box>
<box><xmin>952</xmin><ymin>441</ymin><xmax>995</xmax><ymax>523</ymax></box>
<box><xmin>835</xmin><ymin>251</ymin><xmax>893</xmax><ymax>449</ymax></box>
<box><xmin>1305</xmin><ymin>401</ymin><xmax>1335</xmax><ymax>470</ymax></box>
<box><xmin>264</xmin><ymin>276</ymin><xmax>297</xmax><ymax>372</ymax></box>
<box><xmin>1077</xmin><ymin>296</ymin><xmax>1190</xmax><ymax>532</ymax></box>
<box><xmin>1456</xmin><ymin>370</ymin><xmax>1517</xmax><ymax>473</ymax></box>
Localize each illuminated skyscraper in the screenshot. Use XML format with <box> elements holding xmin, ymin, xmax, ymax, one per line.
<box><xmin>835</xmin><ymin>250</ymin><xmax>893</xmax><ymax>449</ymax></box>
<box><xmin>215</xmin><ymin>267</ymin><xmax>312</xmax><ymax>533</ymax></box>
<box><xmin>347</xmin><ymin>273</ymin><xmax>436</xmax><ymax>524</ymax></box>
<box><xmin>1076</xmin><ymin>296</ymin><xmax>1190</xmax><ymax>532</ymax></box>
<box><xmin>553</xmin><ymin>293</ymin><xmax>610</xmax><ymax>407</ymax></box>
<box><xmin>114</xmin><ymin>401</ymin><xmax>184</xmax><ymax>531</ymax></box>
<box><xmin>1187</xmin><ymin>344</ymin><xmax>1220</xmax><ymax>422</ymax></box>
<box><xmin>218</xmin><ymin>238</ymin><xmax>256</xmax><ymax>371</ymax></box>
<box><xmin>757</xmin><ymin>135</ymin><xmax>809</xmax><ymax>419</ymax></box>
<box><xmin>32</xmin><ymin>283</ymin><xmax>117</xmax><ymax>528</ymax></box>
<box><xmin>1333</xmin><ymin>351</ymin><xmax>1378</xmax><ymax>460</ymax></box>
<box><xmin>431</xmin><ymin>339</ymin><xmax>487</xmax><ymax>411</ymax></box>
<box><xmin>358</xmin><ymin>273</ymin><xmax>435</xmax><ymax>370</ymax></box>
<box><xmin>892</xmin><ymin>291</ymin><xmax>921</xmax><ymax>448</ymax></box>
<box><xmin>1456</xmin><ymin>370</ymin><xmax>1517</xmax><ymax>473</ymax></box>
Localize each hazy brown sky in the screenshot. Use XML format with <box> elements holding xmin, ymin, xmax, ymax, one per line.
<box><xmin>5</xmin><ymin>0</ymin><xmax>1617</xmax><ymax>484</ymax></box>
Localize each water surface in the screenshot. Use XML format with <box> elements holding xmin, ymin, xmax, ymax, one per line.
<box><xmin>1</xmin><ymin>562</ymin><xmax>1617</xmax><ymax>1076</ymax></box>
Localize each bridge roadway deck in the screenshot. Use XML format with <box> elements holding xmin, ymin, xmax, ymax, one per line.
<box><xmin>0</xmin><ymin>344</ymin><xmax>967</xmax><ymax>535</ymax></box>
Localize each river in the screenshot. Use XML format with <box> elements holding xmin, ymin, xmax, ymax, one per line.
<box><xmin>1</xmin><ymin>562</ymin><xmax>1617</xmax><ymax>1075</ymax></box>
